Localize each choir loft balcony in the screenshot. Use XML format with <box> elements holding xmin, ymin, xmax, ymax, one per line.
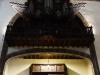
<box><xmin>5</xmin><ymin>16</ymin><xmax>94</xmax><ymax>47</ymax></box>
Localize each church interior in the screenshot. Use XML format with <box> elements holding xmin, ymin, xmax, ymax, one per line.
<box><xmin>0</xmin><ymin>0</ymin><xmax>100</xmax><ymax>75</ymax></box>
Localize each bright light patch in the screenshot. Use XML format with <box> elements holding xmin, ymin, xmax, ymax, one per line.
<box><xmin>88</xmin><ymin>23</ymin><xmax>96</xmax><ymax>35</ymax></box>
<box><xmin>83</xmin><ymin>14</ymin><xmax>96</xmax><ymax>35</ymax></box>
<box><xmin>2</xmin><ymin>27</ymin><xmax>7</xmax><ymax>35</ymax></box>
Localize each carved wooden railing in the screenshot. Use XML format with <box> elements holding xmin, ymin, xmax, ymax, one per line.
<box><xmin>5</xmin><ymin>25</ymin><xmax>94</xmax><ymax>47</ymax></box>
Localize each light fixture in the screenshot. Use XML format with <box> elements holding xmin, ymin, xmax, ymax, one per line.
<box><xmin>47</xmin><ymin>65</ymin><xmax>49</xmax><ymax>69</ymax></box>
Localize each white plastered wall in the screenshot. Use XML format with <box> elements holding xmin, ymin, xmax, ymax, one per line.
<box><xmin>3</xmin><ymin>58</ymin><xmax>94</xmax><ymax>75</ymax></box>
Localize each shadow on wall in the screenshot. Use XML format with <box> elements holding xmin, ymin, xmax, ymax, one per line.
<box><xmin>17</xmin><ymin>68</ymin><xmax>29</xmax><ymax>75</ymax></box>
<box><xmin>68</xmin><ymin>68</ymin><xmax>80</xmax><ymax>75</ymax></box>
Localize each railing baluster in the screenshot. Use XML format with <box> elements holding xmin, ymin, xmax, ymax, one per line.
<box><xmin>5</xmin><ymin>25</ymin><xmax>94</xmax><ymax>47</ymax></box>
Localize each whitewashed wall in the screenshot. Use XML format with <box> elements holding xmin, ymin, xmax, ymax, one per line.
<box><xmin>3</xmin><ymin>59</ymin><xmax>94</xmax><ymax>75</ymax></box>
<box><xmin>0</xmin><ymin>0</ymin><xmax>27</xmax><ymax>55</ymax></box>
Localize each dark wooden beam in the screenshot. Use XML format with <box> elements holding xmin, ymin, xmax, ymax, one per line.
<box><xmin>0</xmin><ymin>41</ymin><xmax>8</xmax><ymax>75</ymax></box>
<box><xmin>89</xmin><ymin>43</ymin><xmax>100</xmax><ymax>75</ymax></box>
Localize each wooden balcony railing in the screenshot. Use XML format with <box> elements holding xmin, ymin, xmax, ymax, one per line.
<box><xmin>5</xmin><ymin>26</ymin><xmax>94</xmax><ymax>47</ymax></box>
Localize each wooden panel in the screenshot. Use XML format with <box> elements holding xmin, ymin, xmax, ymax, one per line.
<box><xmin>31</xmin><ymin>64</ymin><xmax>65</xmax><ymax>72</ymax></box>
<box><xmin>48</xmin><ymin>65</ymin><xmax>56</xmax><ymax>72</ymax></box>
<box><xmin>32</xmin><ymin>65</ymin><xmax>41</xmax><ymax>72</ymax></box>
<box><xmin>57</xmin><ymin>65</ymin><xmax>64</xmax><ymax>72</ymax></box>
<box><xmin>41</xmin><ymin>65</ymin><xmax>48</xmax><ymax>72</ymax></box>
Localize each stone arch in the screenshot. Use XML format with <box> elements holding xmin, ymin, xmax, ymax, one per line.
<box><xmin>8</xmin><ymin>13</ymin><xmax>20</xmax><ymax>26</ymax></box>
<box><xmin>6</xmin><ymin>48</ymin><xmax>91</xmax><ymax>60</ymax></box>
<box><xmin>77</xmin><ymin>12</ymin><xmax>89</xmax><ymax>27</ymax></box>
<box><xmin>8</xmin><ymin>12</ymin><xmax>88</xmax><ymax>27</ymax></box>
<box><xmin>3</xmin><ymin>48</ymin><xmax>94</xmax><ymax>75</ymax></box>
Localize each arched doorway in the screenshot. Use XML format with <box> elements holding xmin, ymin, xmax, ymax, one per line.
<box><xmin>3</xmin><ymin>48</ymin><xmax>94</xmax><ymax>75</ymax></box>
